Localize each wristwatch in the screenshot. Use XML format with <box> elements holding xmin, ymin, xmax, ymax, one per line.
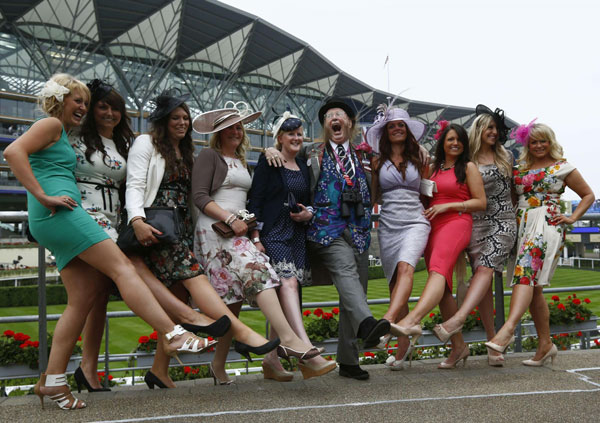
<box><xmin>251</xmin><ymin>237</ymin><xmax>260</xmax><ymax>244</ymax></box>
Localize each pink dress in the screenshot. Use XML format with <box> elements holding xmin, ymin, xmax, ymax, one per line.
<box><xmin>425</xmin><ymin>168</ymin><xmax>472</xmax><ymax>290</ymax></box>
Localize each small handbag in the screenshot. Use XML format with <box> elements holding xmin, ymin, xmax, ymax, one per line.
<box><xmin>419</xmin><ymin>179</ymin><xmax>438</xmax><ymax>197</ymax></box>
<box><xmin>117</xmin><ymin>206</ymin><xmax>183</xmax><ymax>252</ymax></box>
<box><xmin>211</xmin><ymin>210</ymin><xmax>257</xmax><ymax>238</ymax></box>
<box><xmin>286</xmin><ymin>191</ymin><xmax>301</xmax><ymax>213</ymax></box>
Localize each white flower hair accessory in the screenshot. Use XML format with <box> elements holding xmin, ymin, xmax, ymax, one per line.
<box><xmin>40</xmin><ymin>80</ymin><xmax>70</xmax><ymax>102</ymax></box>
<box><xmin>223</xmin><ymin>100</ymin><xmax>254</xmax><ymax>119</ymax></box>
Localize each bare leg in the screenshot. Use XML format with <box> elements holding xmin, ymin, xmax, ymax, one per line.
<box><xmin>529</xmin><ymin>286</ymin><xmax>553</xmax><ymax>360</ymax></box>
<box><xmin>129</xmin><ymin>255</ymin><xmax>213</xmax><ymax>326</ymax></box>
<box><xmin>80</xmin><ymin>270</ymin><xmax>112</xmax><ymax>389</ymax></box>
<box><xmin>211</xmin><ymin>302</ymin><xmax>241</xmax><ymax>382</ymax></box>
<box><xmin>148</xmin><ymin>283</ymin><xmax>191</xmax><ymax>389</ymax></box>
<box><xmin>441</xmin><ymin>267</ymin><xmax>494</xmax><ymax>332</ymax></box>
<box><xmin>439</xmin><ymin>287</ymin><xmax>466</xmax><ymax>363</ymax></box>
<box><xmin>272</xmin><ymin>277</ymin><xmax>330</xmax><ymax>367</ymax></box>
<box><xmin>397</xmin><ymin>272</ymin><xmax>446</xmax><ymax>327</ymax></box>
<box><xmin>254</xmin><ymin>288</ymin><xmax>313</xmax><ymax>352</ymax></box>
<box><xmin>180</xmin><ymin>275</ymin><xmax>269</xmax><ymax>347</ymax></box>
<box><xmin>478</xmin><ymin>283</ymin><xmax>496</xmax><ymax>340</ymax></box>
<box><xmin>382</xmin><ymin>262</ymin><xmax>414</xmax><ymax>360</ymax></box>
<box><xmin>78</xmin><ymin>240</ymin><xmax>203</xmax><ymax>351</ymax></box>
<box><xmin>383</xmin><ymin>262</ymin><xmax>415</xmax><ymax>323</ymax></box>
<box><xmin>490</xmin><ymin>284</ymin><xmax>534</xmax><ymax>346</ymax></box>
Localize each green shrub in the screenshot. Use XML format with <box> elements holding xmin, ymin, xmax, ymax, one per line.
<box><xmin>0</xmin><ymin>285</ymin><xmax>67</xmax><ymax>307</ymax></box>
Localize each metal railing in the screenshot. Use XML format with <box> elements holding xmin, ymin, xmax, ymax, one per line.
<box><xmin>1</xmin><ymin>211</ymin><xmax>599</xmax><ymax>383</ymax></box>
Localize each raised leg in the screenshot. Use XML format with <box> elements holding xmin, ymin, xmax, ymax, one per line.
<box><xmin>397</xmin><ymin>272</ymin><xmax>446</xmax><ymax>328</ymax></box>
<box><xmin>490</xmin><ymin>284</ymin><xmax>534</xmax><ymax>346</ymax></box>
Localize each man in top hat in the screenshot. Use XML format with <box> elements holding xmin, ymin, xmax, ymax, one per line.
<box><xmin>266</xmin><ymin>98</ymin><xmax>390</xmax><ymax>380</ymax></box>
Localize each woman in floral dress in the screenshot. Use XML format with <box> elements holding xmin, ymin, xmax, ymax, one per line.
<box><xmin>125</xmin><ymin>92</ymin><xmax>278</xmax><ymax>388</ymax></box>
<box><xmin>485</xmin><ymin>121</ymin><xmax>594</xmax><ymax>366</ymax></box>
<box><xmin>192</xmin><ymin>104</ymin><xmax>321</xmax><ymax>384</ymax></box>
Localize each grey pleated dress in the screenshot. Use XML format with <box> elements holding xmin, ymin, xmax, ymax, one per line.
<box><xmin>466</xmin><ymin>163</ymin><xmax>517</xmax><ymax>271</ymax></box>
<box><xmin>377</xmin><ymin>161</ymin><xmax>431</xmax><ymax>283</ymax></box>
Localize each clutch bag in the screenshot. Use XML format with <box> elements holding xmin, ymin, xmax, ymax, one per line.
<box><xmin>211</xmin><ymin>217</ymin><xmax>257</xmax><ymax>238</ymax></box>
<box><xmin>419</xmin><ymin>179</ymin><xmax>438</xmax><ymax>197</ymax></box>
<box><xmin>286</xmin><ymin>191</ymin><xmax>301</xmax><ymax>213</ymax></box>
<box><xmin>117</xmin><ymin>206</ymin><xmax>182</xmax><ymax>252</ymax></box>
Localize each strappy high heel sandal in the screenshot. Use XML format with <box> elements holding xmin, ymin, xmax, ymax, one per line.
<box><xmin>432</xmin><ymin>323</ymin><xmax>464</xmax><ymax>345</ymax></box>
<box><xmin>209</xmin><ymin>362</ymin><xmax>235</xmax><ymax>385</ymax></box>
<box><xmin>277</xmin><ymin>345</ymin><xmax>320</xmax><ymax>363</ymax></box>
<box><xmin>395</xmin><ymin>324</ymin><xmax>422</xmax><ymax>347</ymax></box>
<box><xmin>384</xmin><ymin>344</ymin><xmax>415</xmax><ymax>371</ymax></box>
<box><xmin>164</xmin><ymin>325</ymin><xmax>217</xmax><ymax>365</ymax></box>
<box><xmin>438</xmin><ymin>344</ymin><xmax>470</xmax><ymax>369</ymax></box>
<box><xmin>485</xmin><ymin>335</ymin><xmax>515</xmax><ymax>354</ymax></box>
<box><xmin>34</xmin><ymin>373</ymin><xmax>86</xmax><ymax>410</ymax></box>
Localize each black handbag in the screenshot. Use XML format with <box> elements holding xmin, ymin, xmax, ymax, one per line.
<box><xmin>117</xmin><ymin>206</ymin><xmax>183</xmax><ymax>252</ymax></box>
<box><xmin>286</xmin><ymin>191</ymin><xmax>301</xmax><ymax>213</ymax></box>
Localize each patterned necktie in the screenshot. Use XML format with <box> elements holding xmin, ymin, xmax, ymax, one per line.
<box><xmin>336</xmin><ymin>144</ymin><xmax>355</xmax><ymax>180</ymax></box>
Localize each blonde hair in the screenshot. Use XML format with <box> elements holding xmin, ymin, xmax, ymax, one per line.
<box><xmin>274</xmin><ymin>126</ymin><xmax>304</xmax><ymax>151</ymax></box>
<box><xmin>38</xmin><ymin>73</ymin><xmax>89</xmax><ymax>118</ymax></box>
<box><xmin>518</xmin><ymin>123</ymin><xmax>565</xmax><ymax>168</ymax></box>
<box><xmin>209</xmin><ymin>123</ymin><xmax>250</xmax><ymax>167</ymax></box>
<box><xmin>468</xmin><ymin>114</ymin><xmax>512</xmax><ymax>177</ymax></box>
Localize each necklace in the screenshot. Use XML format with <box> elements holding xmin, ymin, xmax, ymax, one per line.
<box><xmin>441</xmin><ymin>161</ymin><xmax>455</xmax><ymax>171</ymax></box>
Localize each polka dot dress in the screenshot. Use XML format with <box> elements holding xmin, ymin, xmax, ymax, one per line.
<box><xmin>262</xmin><ymin>167</ymin><xmax>310</xmax><ymax>285</ymax></box>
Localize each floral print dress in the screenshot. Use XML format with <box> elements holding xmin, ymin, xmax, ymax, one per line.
<box><xmin>506</xmin><ymin>161</ymin><xmax>575</xmax><ymax>287</ymax></box>
<box><xmin>142</xmin><ymin>159</ymin><xmax>202</xmax><ymax>287</ymax></box>
<box><xmin>194</xmin><ymin>156</ymin><xmax>279</xmax><ymax>307</ymax></box>
<box><xmin>72</xmin><ymin>136</ymin><xmax>126</xmax><ymax>241</ymax></box>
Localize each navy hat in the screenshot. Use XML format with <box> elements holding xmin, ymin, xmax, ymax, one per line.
<box><xmin>148</xmin><ymin>88</ymin><xmax>190</xmax><ymax>122</ymax></box>
<box><xmin>87</xmin><ymin>79</ymin><xmax>112</xmax><ymax>103</ymax></box>
<box><xmin>318</xmin><ymin>97</ymin><xmax>356</xmax><ymax>125</ymax></box>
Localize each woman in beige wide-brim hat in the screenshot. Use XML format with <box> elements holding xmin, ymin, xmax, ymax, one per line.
<box><xmin>191</xmin><ymin>102</ymin><xmax>323</xmax><ymax>384</ymax></box>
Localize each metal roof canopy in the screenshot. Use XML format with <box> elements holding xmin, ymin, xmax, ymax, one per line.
<box><xmin>0</xmin><ymin>0</ymin><xmax>520</xmax><ymax>144</ymax></box>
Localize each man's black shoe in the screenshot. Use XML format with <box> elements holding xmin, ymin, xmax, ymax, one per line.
<box><xmin>339</xmin><ymin>364</ymin><xmax>369</xmax><ymax>380</ymax></box>
<box><xmin>358</xmin><ymin>317</ymin><xmax>391</xmax><ymax>348</ymax></box>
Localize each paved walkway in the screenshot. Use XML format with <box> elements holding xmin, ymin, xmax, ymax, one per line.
<box><xmin>2</xmin><ymin>349</ymin><xmax>599</xmax><ymax>422</ymax></box>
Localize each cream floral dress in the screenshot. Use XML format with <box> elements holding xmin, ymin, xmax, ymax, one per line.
<box><xmin>506</xmin><ymin>161</ymin><xmax>575</xmax><ymax>287</ymax></box>
<box><xmin>194</xmin><ymin>156</ymin><xmax>280</xmax><ymax>307</ymax></box>
<box><xmin>72</xmin><ymin>136</ymin><xmax>126</xmax><ymax>241</ymax></box>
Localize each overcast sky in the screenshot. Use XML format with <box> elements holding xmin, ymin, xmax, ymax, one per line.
<box><xmin>221</xmin><ymin>0</ymin><xmax>599</xmax><ymax>201</ymax></box>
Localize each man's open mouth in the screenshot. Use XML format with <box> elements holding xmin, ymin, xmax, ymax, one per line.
<box><xmin>332</xmin><ymin>123</ymin><xmax>341</xmax><ymax>132</ymax></box>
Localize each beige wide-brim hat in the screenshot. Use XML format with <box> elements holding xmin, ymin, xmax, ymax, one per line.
<box><xmin>192</xmin><ymin>102</ymin><xmax>261</xmax><ymax>134</ymax></box>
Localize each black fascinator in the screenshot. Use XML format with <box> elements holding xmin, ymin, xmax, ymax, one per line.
<box><xmin>86</xmin><ymin>79</ymin><xmax>113</xmax><ymax>103</ymax></box>
<box><xmin>148</xmin><ymin>88</ymin><xmax>190</xmax><ymax>122</ymax></box>
<box><xmin>475</xmin><ymin>104</ymin><xmax>509</xmax><ymax>144</ymax></box>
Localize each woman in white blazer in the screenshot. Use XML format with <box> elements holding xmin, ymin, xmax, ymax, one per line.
<box><xmin>125</xmin><ymin>90</ymin><xmax>279</xmax><ymax>388</ymax></box>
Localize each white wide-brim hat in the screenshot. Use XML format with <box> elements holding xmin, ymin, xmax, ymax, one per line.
<box><xmin>365</xmin><ymin>107</ymin><xmax>425</xmax><ymax>153</ymax></box>
<box><xmin>193</xmin><ymin>101</ymin><xmax>261</xmax><ymax>134</ymax></box>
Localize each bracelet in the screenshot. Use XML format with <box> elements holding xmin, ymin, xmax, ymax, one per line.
<box><xmin>462</xmin><ymin>202</ymin><xmax>467</xmax><ymax>212</ymax></box>
<box><xmin>130</xmin><ymin>216</ymin><xmax>145</xmax><ymax>224</ymax></box>
<box><xmin>224</xmin><ymin>213</ymin><xmax>237</xmax><ymax>227</ymax></box>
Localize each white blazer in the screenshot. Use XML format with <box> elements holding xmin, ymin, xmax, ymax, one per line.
<box><xmin>125</xmin><ymin>134</ymin><xmax>165</xmax><ymax>223</ymax></box>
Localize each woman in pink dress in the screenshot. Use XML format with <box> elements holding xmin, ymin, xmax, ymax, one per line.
<box><xmin>395</xmin><ymin>122</ymin><xmax>486</xmax><ymax>368</ymax></box>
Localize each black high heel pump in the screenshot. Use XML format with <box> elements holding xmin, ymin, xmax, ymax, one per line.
<box><xmin>234</xmin><ymin>338</ymin><xmax>280</xmax><ymax>362</ymax></box>
<box><xmin>74</xmin><ymin>366</ymin><xmax>111</xmax><ymax>393</ymax></box>
<box><xmin>181</xmin><ymin>315</ymin><xmax>231</xmax><ymax>338</ymax></box>
<box><xmin>144</xmin><ymin>371</ymin><xmax>169</xmax><ymax>389</ymax></box>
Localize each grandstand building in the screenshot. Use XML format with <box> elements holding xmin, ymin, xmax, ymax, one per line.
<box><xmin>0</xmin><ymin>0</ymin><xmax>521</xmax><ymax>220</ymax></box>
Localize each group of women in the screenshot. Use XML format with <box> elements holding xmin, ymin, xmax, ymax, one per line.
<box><xmin>4</xmin><ymin>73</ymin><xmax>595</xmax><ymax>412</ymax></box>
<box><xmin>365</xmin><ymin>103</ymin><xmax>594</xmax><ymax>370</ymax></box>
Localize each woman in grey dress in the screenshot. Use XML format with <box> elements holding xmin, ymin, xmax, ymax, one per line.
<box><xmin>366</xmin><ymin>105</ymin><xmax>430</xmax><ymax>370</ymax></box>
<box><xmin>432</xmin><ymin>105</ymin><xmax>517</xmax><ymax>367</ymax></box>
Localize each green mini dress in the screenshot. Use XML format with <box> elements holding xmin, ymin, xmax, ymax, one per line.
<box><xmin>27</xmin><ymin>126</ymin><xmax>109</xmax><ymax>270</ymax></box>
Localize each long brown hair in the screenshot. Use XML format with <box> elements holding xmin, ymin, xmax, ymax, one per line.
<box><xmin>376</xmin><ymin>121</ymin><xmax>423</xmax><ymax>178</ymax></box>
<box><xmin>432</xmin><ymin>123</ymin><xmax>470</xmax><ymax>184</ymax></box>
<box><xmin>149</xmin><ymin>103</ymin><xmax>194</xmax><ymax>173</ymax></box>
<box><xmin>79</xmin><ymin>89</ymin><xmax>132</xmax><ymax>164</ymax></box>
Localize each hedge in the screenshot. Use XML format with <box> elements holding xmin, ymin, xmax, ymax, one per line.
<box><xmin>0</xmin><ymin>259</ymin><xmax>428</xmax><ymax>307</ymax></box>
<box><xmin>0</xmin><ymin>285</ymin><xmax>68</xmax><ymax>307</ymax></box>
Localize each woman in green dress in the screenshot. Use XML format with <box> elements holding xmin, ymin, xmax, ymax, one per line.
<box><xmin>4</xmin><ymin>73</ymin><xmax>212</xmax><ymax>411</ymax></box>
